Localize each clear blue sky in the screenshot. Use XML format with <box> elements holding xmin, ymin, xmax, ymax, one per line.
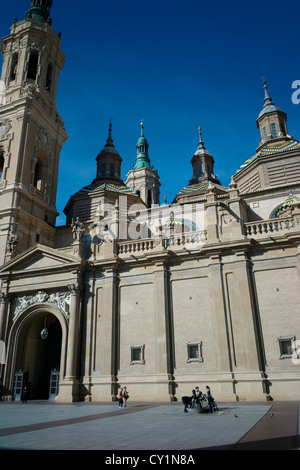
<box><xmin>1</xmin><ymin>0</ymin><xmax>300</xmax><ymax>225</ymax></box>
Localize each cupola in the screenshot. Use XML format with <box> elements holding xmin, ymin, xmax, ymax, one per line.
<box><xmin>256</xmin><ymin>80</ymin><xmax>290</xmax><ymax>148</ymax></box>
<box><xmin>25</xmin><ymin>0</ymin><xmax>53</xmax><ymax>24</ymax></box>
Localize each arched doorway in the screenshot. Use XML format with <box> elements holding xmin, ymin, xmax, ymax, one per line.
<box><xmin>15</xmin><ymin>313</ymin><xmax>62</xmax><ymax>400</ymax></box>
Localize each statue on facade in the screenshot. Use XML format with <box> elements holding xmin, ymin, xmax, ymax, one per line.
<box><xmin>6</xmin><ymin>232</ymin><xmax>18</xmax><ymax>254</ymax></box>
<box><xmin>71</xmin><ymin>217</ymin><xmax>84</xmax><ymax>241</ymax></box>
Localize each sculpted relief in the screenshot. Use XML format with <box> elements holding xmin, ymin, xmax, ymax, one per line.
<box><xmin>14</xmin><ymin>290</ymin><xmax>71</xmax><ymax>320</ymax></box>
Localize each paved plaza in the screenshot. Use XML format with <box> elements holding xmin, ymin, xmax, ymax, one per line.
<box><xmin>0</xmin><ymin>400</ymin><xmax>299</xmax><ymax>453</ymax></box>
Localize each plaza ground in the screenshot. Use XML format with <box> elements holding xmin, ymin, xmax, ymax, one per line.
<box><xmin>0</xmin><ymin>400</ymin><xmax>299</xmax><ymax>452</ymax></box>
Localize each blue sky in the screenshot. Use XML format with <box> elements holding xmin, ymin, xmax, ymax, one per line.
<box><xmin>1</xmin><ymin>0</ymin><xmax>300</xmax><ymax>225</ymax></box>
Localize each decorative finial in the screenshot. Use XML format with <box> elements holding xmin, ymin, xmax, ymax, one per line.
<box><xmin>261</xmin><ymin>76</ymin><xmax>273</xmax><ymax>106</ymax></box>
<box><xmin>198</xmin><ymin>123</ymin><xmax>205</xmax><ymax>149</ymax></box>
<box><xmin>140</xmin><ymin>119</ymin><xmax>144</xmax><ymax>136</ymax></box>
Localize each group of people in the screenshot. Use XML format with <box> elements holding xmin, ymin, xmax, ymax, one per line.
<box><xmin>117</xmin><ymin>386</ymin><xmax>129</xmax><ymax>408</ymax></box>
<box><xmin>182</xmin><ymin>386</ymin><xmax>218</xmax><ymax>413</ymax></box>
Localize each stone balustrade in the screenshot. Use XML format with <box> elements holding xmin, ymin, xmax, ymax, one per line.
<box><xmin>117</xmin><ymin>230</ymin><xmax>207</xmax><ymax>256</ymax></box>
<box><xmin>244</xmin><ymin>217</ymin><xmax>294</xmax><ymax>238</ymax></box>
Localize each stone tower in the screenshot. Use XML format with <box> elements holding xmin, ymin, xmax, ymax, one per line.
<box><xmin>0</xmin><ymin>0</ymin><xmax>68</xmax><ymax>264</ymax></box>
<box><xmin>256</xmin><ymin>80</ymin><xmax>290</xmax><ymax>148</ymax></box>
<box><xmin>189</xmin><ymin>125</ymin><xmax>220</xmax><ymax>186</ymax></box>
<box><xmin>126</xmin><ymin>122</ymin><xmax>160</xmax><ymax>207</ymax></box>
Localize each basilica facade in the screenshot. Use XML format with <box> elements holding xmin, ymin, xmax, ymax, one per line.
<box><xmin>0</xmin><ymin>1</ymin><xmax>299</xmax><ymax>403</ymax></box>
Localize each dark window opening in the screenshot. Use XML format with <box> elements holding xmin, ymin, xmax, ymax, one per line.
<box><xmin>10</xmin><ymin>54</ymin><xmax>18</xmax><ymax>81</ymax></box>
<box><xmin>0</xmin><ymin>154</ymin><xmax>4</xmax><ymax>178</ymax></box>
<box><xmin>110</xmin><ymin>164</ymin><xmax>115</xmax><ymax>177</ymax></box>
<box><xmin>33</xmin><ymin>160</ymin><xmax>42</xmax><ymax>190</ymax></box>
<box><xmin>147</xmin><ymin>190</ymin><xmax>152</xmax><ymax>207</ymax></box>
<box><xmin>46</xmin><ymin>63</ymin><xmax>53</xmax><ymax>92</ymax></box>
<box><xmin>280</xmin><ymin>122</ymin><xmax>286</xmax><ymax>135</ymax></box>
<box><xmin>27</xmin><ymin>52</ymin><xmax>39</xmax><ymax>80</ymax></box>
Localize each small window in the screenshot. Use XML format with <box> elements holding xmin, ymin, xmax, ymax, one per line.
<box><xmin>130</xmin><ymin>344</ymin><xmax>145</xmax><ymax>364</ymax></box>
<box><xmin>277</xmin><ymin>336</ymin><xmax>295</xmax><ymax>359</ymax></box>
<box><xmin>262</xmin><ymin>126</ymin><xmax>268</xmax><ymax>141</ymax></box>
<box><xmin>270</xmin><ymin>122</ymin><xmax>278</xmax><ymax>138</ymax></box>
<box><xmin>186</xmin><ymin>341</ymin><xmax>203</xmax><ymax>363</ymax></box>
<box><xmin>280</xmin><ymin>122</ymin><xmax>286</xmax><ymax>135</ymax></box>
<box><xmin>101</xmin><ymin>163</ymin><xmax>106</xmax><ymax>177</ymax></box>
<box><xmin>110</xmin><ymin>163</ymin><xmax>115</xmax><ymax>177</ymax></box>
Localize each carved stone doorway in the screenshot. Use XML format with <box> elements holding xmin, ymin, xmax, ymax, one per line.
<box><xmin>16</xmin><ymin>313</ymin><xmax>62</xmax><ymax>400</ymax></box>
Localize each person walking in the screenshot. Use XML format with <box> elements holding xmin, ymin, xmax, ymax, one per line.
<box><xmin>206</xmin><ymin>385</ymin><xmax>214</xmax><ymax>412</ymax></box>
<box><xmin>122</xmin><ymin>386</ymin><xmax>129</xmax><ymax>407</ymax></box>
<box><xmin>22</xmin><ymin>385</ymin><xmax>28</xmax><ymax>403</ymax></box>
<box><xmin>117</xmin><ymin>388</ymin><xmax>123</xmax><ymax>408</ymax></box>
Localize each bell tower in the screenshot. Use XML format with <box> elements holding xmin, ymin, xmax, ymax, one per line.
<box><xmin>0</xmin><ymin>0</ymin><xmax>68</xmax><ymax>264</ymax></box>
<box><xmin>126</xmin><ymin>122</ymin><xmax>161</xmax><ymax>207</ymax></box>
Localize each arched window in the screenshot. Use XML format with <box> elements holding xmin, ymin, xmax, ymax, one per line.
<box><xmin>46</xmin><ymin>63</ymin><xmax>53</xmax><ymax>92</ymax></box>
<box><xmin>27</xmin><ymin>52</ymin><xmax>39</xmax><ymax>80</ymax></box>
<box><xmin>33</xmin><ymin>160</ymin><xmax>43</xmax><ymax>190</ymax></box>
<box><xmin>147</xmin><ymin>190</ymin><xmax>152</xmax><ymax>207</ymax></box>
<box><xmin>0</xmin><ymin>153</ymin><xmax>4</xmax><ymax>178</ymax></box>
<box><xmin>110</xmin><ymin>163</ymin><xmax>115</xmax><ymax>177</ymax></box>
<box><xmin>10</xmin><ymin>53</ymin><xmax>18</xmax><ymax>81</ymax></box>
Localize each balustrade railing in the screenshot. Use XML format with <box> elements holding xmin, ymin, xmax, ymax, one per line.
<box><xmin>117</xmin><ymin>230</ymin><xmax>207</xmax><ymax>255</ymax></box>
<box><xmin>244</xmin><ymin>217</ymin><xmax>294</xmax><ymax>237</ymax></box>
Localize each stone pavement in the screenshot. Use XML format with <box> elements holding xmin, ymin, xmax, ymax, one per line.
<box><xmin>0</xmin><ymin>400</ymin><xmax>299</xmax><ymax>453</ymax></box>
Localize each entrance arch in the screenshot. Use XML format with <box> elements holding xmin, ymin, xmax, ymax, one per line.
<box><xmin>7</xmin><ymin>306</ymin><xmax>67</xmax><ymax>401</ymax></box>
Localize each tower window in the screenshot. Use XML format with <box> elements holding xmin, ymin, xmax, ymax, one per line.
<box><xmin>262</xmin><ymin>126</ymin><xmax>268</xmax><ymax>141</ymax></box>
<box><xmin>27</xmin><ymin>52</ymin><xmax>39</xmax><ymax>80</ymax></box>
<box><xmin>33</xmin><ymin>160</ymin><xmax>43</xmax><ymax>190</ymax></box>
<box><xmin>10</xmin><ymin>54</ymin><xmax>18</xmax><ymax>81</ymax></box>
<box><xmin>280</xmin><ymin>122</ymin><xmax>286</xmax><ymax>135</ymax></box>
<box><xmin>270</xmin><ymin>122</ymin><xmax>278</xmax><ymax>138</ymax></box>
<box><xmin>110</xmin><ymin>164</ymin><xmax>115</xmax><ymax>177</ymax></box>
<box><xmin>0</xmin><ymin>153</ymin><xmax>4</xmax><ymax>178</ymax></box>
<box><xmin>46</xmin><ymin>63</ymin><xmax>53</xmax><ymax>92</ymax></box>
<box><xmin>147</xmin><ymin>190</ymin><xmax>152</xmax><ymax>207</ymax></box>
<box><xmin>101</xmin><ymin>163</ymin><xmax>106</xmax><ymax>177</ymax></box>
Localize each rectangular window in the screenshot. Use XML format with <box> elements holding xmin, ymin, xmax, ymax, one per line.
<box><xmin>130</xmin><ymin>344</ymin><xmax>145</xmax><ymax>364</ymax></box>
<box><xmin>277</xmin><ymin>336</ymin><xmax>295</xmax><ymax>359</ymax></box>
<box><xmin>186</xmin><ymin>341</ymin><xmax>203</xmax><ymax>363</ymax></box>
<box><xmin>262</xmin><ymin>126</ymin><xmax>268</xmax><ymax>141</ymax></box>
<box><xmin>271</xmin><ymin>122</ymin><xmax>278</xmax><ymax>138</ymax></box>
